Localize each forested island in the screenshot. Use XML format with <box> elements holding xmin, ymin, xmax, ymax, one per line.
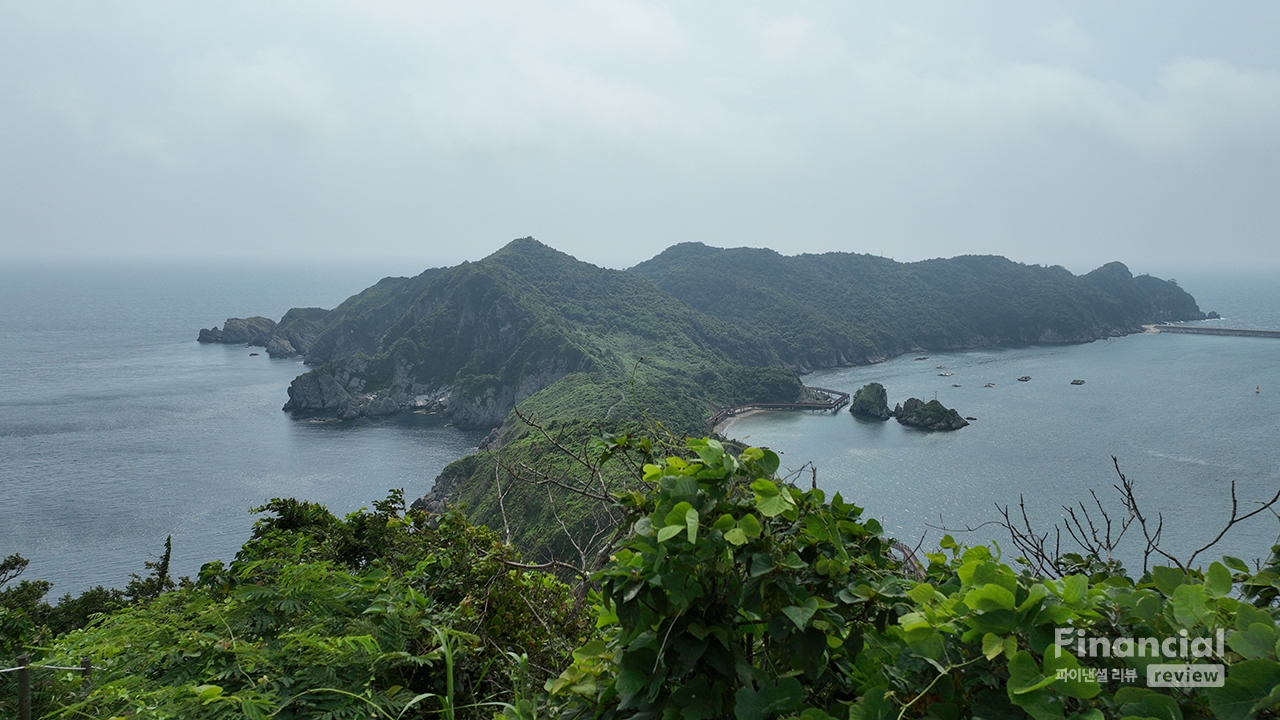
<box><xmin>193</xmin><ymin>238</ymin><xmax>1202</xmax><ymax>556</ymax></box>
<box><xmin>201</xmin><ymin>237</ymin><xmax>1200</xmax><ymax>431</ymax></box>
<box><xmin>12</xmin><ymin>239</ymin><xmax>1266</xmax><ymax>720</ymax></box>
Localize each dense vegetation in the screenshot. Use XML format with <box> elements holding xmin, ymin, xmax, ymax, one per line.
<box><xmin>18</xmin><ymin>238</ymin><xmax>1221</xmax><ymax>716</ymax></box>
<box><xmin>281</xmin><ymin>239</ymin><xmax>802</xmax><ymax>430</ymax></box>
<box><xmin>270</xmin><ymin>238</ymin><xmax>1198</xmax><ymax>434</ymax></box>
<box><xmin>631</xmin><ymin>244</ymin><xmax>1203</xmax><ymax>371</ymax></box>
<box><xmin>6</xmin><ymin>436</ymin><xmax>1280</xmax><ymax>718</ymax></box>
<box><xmin>191</xmin><ymin>237</ymin><xmax>1207</xmax><ymax>606</ymax></box>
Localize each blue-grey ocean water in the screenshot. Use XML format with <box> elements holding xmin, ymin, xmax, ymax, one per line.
<box><xmin>0</xmin><ymin>260</ymin><xmax>485</xmax><ymax>595</ymax></box>
<box><xmin>1</xmin><ymin>262</ymin><xmax>1277</xmax><ymax>594</ymax></box>
<box><xmin>725</xmin><ymin>270</ymin><xmax>1280</xmax><ymax>573</ymax></box>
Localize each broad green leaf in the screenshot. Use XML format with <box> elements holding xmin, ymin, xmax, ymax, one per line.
<box><xmin>750</xmin><ymin>553</ymin><xmax>774</xmax><ymax>577</ymax></box>
<box><xmin>1018</xmin><ymin>583</ymin><xmax>1048</xmax><ymax>613</ymax></box>
<box><xmin>1224</xmin><ymin>556</ymin><xmax>1251</xmax><ymax>573</ymax></box>
<box><xmin>750</xmin><ymin>478</ymin><xmax>779</xmax><ymax>496</ymax></box>
<box><xmin>1237</xmin><ymin>603</ymin><xmax>1275</xmax><ymax>631</ymax></box>
<box><xmin>1209</xmin><ymin>659</ymin><xmax>1280</xmax><ymax>720</ymax></box>
<box><xmin>1006</xmin><ymin>651</ymin><xmax>1062</xmax><ymax>720</ymax></box>
<box><xmin>685</xmin><ymin>507</ymin><xmax>699</xmax><ymax>544</ymax></box>
<box><xmin>1230</xmin><ymin>623</ymin><xmax>1279</xmax><ymax>660</ymax></box>
<box><xmin>665</xmin><ymin>501</ymin><xmax>694</xmax><ymax>527</ymax></box>
<box><xmin>672</xmin><ymin>476</ymin><xmax>699</xmax><ymax>498</ymax></box>
<box><xmin>1206</xmin><ymin>561</ymin><xmax>1233</xmax><ymax>598</ymax></box>
<box><xmin>193</xmin><ymin>685</ymin><xmax>224</xmax><ymax>702</ymax></box>
<box><xmin>724</xmin><ymin>528</ymin><xmax>747</xmax><ymax>546</ymax></box>
<box><xmin>907</xmin><ymin>582</ymin><xmax>939</xmax><ymax>605</ymax></box>
<box><xmin>1171</xmin><ymin>583</ymin><xmax>1213</xmax><ymax>628</ymax></box>
<box><xmin>1115</xmin><ymin>687</ymin><xmax>1183</xmax><ymax>720</ymax></box>
<box><xmin>1062</xmin><ymin>574</ymin><xmax>1088</xmax><ymax>606</ymax></box>
<box><xmin>657</xmin><ymin>525</ymin><xmax>683</xmax><ymax>543</ymax></box>
<box><xmin>756</xmin><ymin>491</ymin><xmax>794</xmax><ymax>518</ymax></box>
<box><xmin>983</xmin><ymin>633</ymin><xmax>1005</xmax><ymax>660</ymax></box>
<box><xmin>756</xmin><ymin>448</ymin><xmax>781</xmax><ymax>476</ymax></box>
<box><xmin>781</xmin><ymin>551</ymin><xmax>807</xmax><ymax>569</ymax></box>
<box><xmin>782</xmin><ymin>598</ymin><xmax>819</xmax><ymax>630</ymax></box>
<box><xmin>1151</xmin><ymin>566</ymin><xmax>1186</xmax><ymax>596</ymax></box>
<box><xmin>1043</xmin><ymin>647</ymin><xmax>1100</xmax><ymax>700</ymax></box>
<box><xmin>967</xmin><ymin>584</ymin><xmax>1017</xmax><ymax>613</ymax></box>
<box><xmin>1007</xmin><ymin>651</ymin><xmax>1057</xmax><ymax>695</ymax></box>
<box><xmin>739</xmin><ymin>513</ymin><xmax>762</xmax><ymax>538</ymax></box>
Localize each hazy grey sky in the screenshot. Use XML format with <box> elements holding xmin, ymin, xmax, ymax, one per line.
<box><xmin>2</xmin><ymin>2</ymin><xmax>1278</xmax><ymax>272</ymax></box>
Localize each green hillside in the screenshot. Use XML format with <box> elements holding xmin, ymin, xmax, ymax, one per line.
<box><xmin>283</xmin><ymin>238</ymin><xmax>802</xmax><ymax>431</ymax></box>
<box><xmin>265</xmin><ymin>238</ymin><xmax>1202</xmax><ymax>561</ymax></box>
<box><xmin>630</xmin><ymin>243</ymin><xmax>1203</xmax><ymax>371</ymax></box>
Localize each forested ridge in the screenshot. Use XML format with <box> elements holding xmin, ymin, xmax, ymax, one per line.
<box><xmin>264</xmin><ymin>238</ymin><xmax>1200</xmax><ymax>433</ymax></box>
<box><xmin>630</xmin><ymin>243</ymin><xmax>1203</xmax><ymax>371</ymax></box>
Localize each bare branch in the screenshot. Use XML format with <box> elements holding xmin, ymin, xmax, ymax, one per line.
<box><xmin>1187</xmin><ymin>479</ymin><xmax>1280</xmax><ymax>567</ymax></box>
<box><xmin>495</xmin><ymin>457</ymin><xmax>512</xmax><ymax>545</ymax></box>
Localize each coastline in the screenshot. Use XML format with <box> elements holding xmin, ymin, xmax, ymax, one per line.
<box><xmin>713</xmin><ymin>408</ymin><xmax>766</xmax><ymax>436</ymax></box>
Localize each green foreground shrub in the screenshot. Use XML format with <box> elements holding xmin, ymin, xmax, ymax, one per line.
<box><xmin>7</xmin><ymin>438</ymin><xmax>1280</xmax><ymax>719</ymax></box>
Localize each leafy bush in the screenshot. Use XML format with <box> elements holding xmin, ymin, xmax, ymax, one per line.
<box><xmin>14</xmin><ymin>495</ymin><xmax>585</xmax><ymax>720</ymax></box>
<box><xmin>546</xmin><ymin>437</ymin><xmax>1280</xmax><ymax>720</ymax></box>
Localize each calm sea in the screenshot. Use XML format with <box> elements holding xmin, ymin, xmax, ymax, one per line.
<box><xmin>1</xmin><ymin>263</ymin><xmax>1277</xmax><ymax>594</ymax></box>
<box><xmin>0</xmin><ymin>260</ymin><xmax>485</xmax><ymax>595</ymax></box>
<box><xmin>725</xmin><ymin>269</ymin><xmax>1280</xmax><ymax>573</ymax></box>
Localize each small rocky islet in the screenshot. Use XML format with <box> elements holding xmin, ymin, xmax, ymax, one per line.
<box><xmin>849</xmin><ymin>381</ymin><xmax>969</xmax><ymax>431</ymax></box>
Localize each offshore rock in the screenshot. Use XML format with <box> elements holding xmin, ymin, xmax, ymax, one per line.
<box><xmin>895</xmin><ymin>398</ymin><xmax>969</xmax><ymax>431</ymax></box>
<box><xmin>849</xmin><ymin>382</ymin><xmax>892</xmax><ymax>420</ymax></box>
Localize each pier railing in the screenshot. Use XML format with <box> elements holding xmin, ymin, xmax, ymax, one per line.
<box><xmin>1</xmin><ymin>655</ymin><xmax>92</xmax><ymax>720</ymax></box>
<box><xmin>709</xmin><ymin>386</ymin><xmax>850</xmax><ymax>429</ymax></box>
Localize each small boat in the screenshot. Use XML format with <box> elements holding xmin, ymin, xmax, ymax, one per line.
<box><xmin>938</xmin><ymin>371</ymin><xmax>953</xmax><ymax>377</ymax></box>
<box><xmin>951</xmin><ymin>384</ymin><xmax>961</xmax><ymax>388</ymax></box>
<box><xmin>984</xmin><ymin>383</ymin><xmax>995</xmax><ymax>388</ymax></box>
<box><xmin>914</xmin><ymin>356</ymin><xmax>929</xmax><ymax>361</ymax></box>
<box><xmin>249</xmin><ymin>352</ymin><xmax>260</xmax><ymax>357</ymax></box>
<box><xmin>1070</xmin><ymin>379</ymin><xmax>1085</xmax><ymax>386</ymax></box>
<box><xmin>1018</xmin><ymin>376</ymin><xmax>1031</xmax><ymax>382</ymax></box>
<box><xmin>965</xmin><ymin>416</ymin><xmax>977</xmax><ymax>421</ymax></box>
<box><xmin>936</xmin><ymin>365</ymin><xmax>946</xmax><ymax>369</ymax></box>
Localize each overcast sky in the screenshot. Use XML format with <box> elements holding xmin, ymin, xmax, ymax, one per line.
<box><xmin>2</xmin><ymin>2</ymin><xmax>1278</xmax><ymax>272</ymax></box>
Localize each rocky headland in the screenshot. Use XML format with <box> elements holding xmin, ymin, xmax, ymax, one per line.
<box><xmin>198</xmin><ymin>316</ymin><xmax>277</xmax><ymax>347</ymax></box>
<box><xmin>198</xmin><ymin>308</ymin><xmax>331</xmax><ymax>358</ymax></box>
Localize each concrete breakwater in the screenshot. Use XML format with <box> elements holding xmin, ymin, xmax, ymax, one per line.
<box><xmin>1152</xmin><ymin>325</ymin><xmax>1280</xmax><ymax>339</ymax></box>
<box><xmin>710</xmin><ymin>386</ymin><xmax>850</xmax><ymax>429</ymax></box>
